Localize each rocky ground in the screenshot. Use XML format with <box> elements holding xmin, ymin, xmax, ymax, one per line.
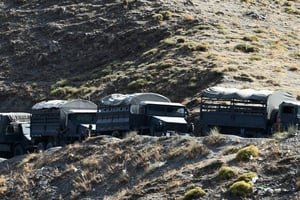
<box><xmin>0</xmin><ymin>132</ymin><xmax>299</xmax><ymax>200</ymax></box>
<box><xmin>0</xmin><ymin>0</ymin><xmax>299</xmax><ymax>111</ymax></box>
<box><xmin>0</xmin><ymin>0</ymin><xmax>299</xmax><ymax>199</ymax></box>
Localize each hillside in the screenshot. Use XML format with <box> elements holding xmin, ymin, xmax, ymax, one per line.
<box><xmin>0</xmin><ymin>0</ymin><xmax>299</xmax><ymax>111</ymax></box>
<box><xmin>0</xmin><ymin>0</ymin><xmax>300</xmax><ymax>199</ymax></box>
<box><xmin>0</xmin><ymin>133</ymin><xmax>299</xmax><ymax>199</ymax></box>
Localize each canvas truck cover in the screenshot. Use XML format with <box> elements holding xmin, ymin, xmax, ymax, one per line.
<box><xmin>202</xmin><ymin>87</ymin><xmax>296</xmax><ymax>119</ymax></box>
<box><xmin>32</xmin><ymin>99</ymin><xmax>97</xmax><ymax>111</ymax></box>
<box><xmin>101</xmin><ymin>93</ymin><xmax>171</xmax><ymax>106</ymax></box>
<box><xmin>201</xmin><ymin>87</ymin><xmax>273</xmax><ymax>101</ymax></box>
<box><xmin>0</xmin><ymin>113</ymin><xmax>31</xmax><ymax>123</ymax></box>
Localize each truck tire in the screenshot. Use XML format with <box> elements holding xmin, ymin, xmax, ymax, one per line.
<box><xmin>46</xmin><ymin>142</ymin><xmax>53</xmax><ymax>149</ymax></box>
<box><xmin>14</xmin><ymin>144</ymin><xmax>25</xmax><ymax>156</ymax></box>
<box><xmin>37</xmin><ymin>142</ymin><xmax>45</xmax><ymax>152</ymax></box>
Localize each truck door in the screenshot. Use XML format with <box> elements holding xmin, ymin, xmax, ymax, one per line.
<box><xmin>279</xmin><ymin>105</ymin><xmax>298</xmax><ymax>130</ymax></box>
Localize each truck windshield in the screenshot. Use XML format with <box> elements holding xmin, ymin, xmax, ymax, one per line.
<box><xmin>146</xmin><ymin>105</ymin><xmax>185</xmax><ymax>117</ymax></box>
<box><xmin>69</xmin><ymin>113</ymin><xmax>95</xmax><ymax>124</ymax></box>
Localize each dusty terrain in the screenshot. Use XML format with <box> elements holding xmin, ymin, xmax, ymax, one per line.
<box><xmin>0</xmin><ymin>0</ymin><xmax>299</xmax><ymax>199</ymax></box>
<box><xmin>0</xmin><ymin>133</ymin><xmax>299</xmax><ymax>199</ymax></box>
<box><xmin>0</xmin><ymin>0</ymin><xmax>299</xmax><ymax>111</ymax></box>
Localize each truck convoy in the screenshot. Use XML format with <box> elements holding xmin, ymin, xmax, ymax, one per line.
<box><xmin>0</xmin><ymin>113</ymin><xmax>33</xmax><ymax>158</ymax></box>
<box><xmin>199</xmin><ymin>87</ymin><xmax>300</xmax><ymax>137</ymax></box>
<box><xmin>96</xmin><ymin>93</ymin><xmax>194</xmax><ymax>137</ymax></box>
<box><xmin>30</xmin><ymin>99</ymin><xmax>97</xmax><ymax>150</ymax></box>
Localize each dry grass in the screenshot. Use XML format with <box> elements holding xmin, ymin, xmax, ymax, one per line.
<box><xmin>204</xmin><ymin>127</ymin><xmax>225</xmax><ymax>145</ymax></box>
<box><xmin>0</xmin><ymin>177</ymin><xmax>7</xmax><ymax>194</ymax></box>
<box><xmin>184</xmin><ymin>141</ymin><xmax>209</xmax><ymax>158</ymax></box>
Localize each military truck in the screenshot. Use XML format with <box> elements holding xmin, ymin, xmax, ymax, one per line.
<box><xmin>0</xmin><ymin>113</ymin><xmax>33</xmax><ymax>158</ymax></box>
<box><xmin>199</xmin><ymin>87</ymin><xmax>299</xmax><ymax>137</ymax></box>
<box><xmin>30</xmin><ymin>99</ymin><xmax>97</xmax><ymax>149</ymax></box>
<box><xmin>96</xmin><ymin>93</ymin><xmax>194</xmax><ymax>137</ymax></box>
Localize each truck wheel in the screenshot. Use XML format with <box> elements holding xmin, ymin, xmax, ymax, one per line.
<box><xmin>46</xmin><ymin>142</ymin><xmax>53</xmax><ymax>149</ymax></box>
<box><xmin>14</xmin><ymin>144</ymin><xmax>25</xmax><ymax>156</ymax></box>
<box><xmin>37</xmin><ymin>142</ymin><xmax>45</xmax><ymax>152</ymax></box>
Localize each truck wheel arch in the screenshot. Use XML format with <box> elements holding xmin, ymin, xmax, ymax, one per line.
<box><xmin>13</xmin><ymin>144</ymin><xmax>25</xmax><ymax>156</ymax></box>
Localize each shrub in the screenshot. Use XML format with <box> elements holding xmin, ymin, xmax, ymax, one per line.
<box><xmin>142</xmin><ymin>48</ymin><xmax>158</xmax><ymax>56</ymax></box>
<box><xmin>237</xmin><ymin>172</ymin><xmax>257</xmax><ymax>183</ymax></box>
<box><xmin>160</xmin><ymin>10</ymin><xmax>173</xmax><ymax>20</ymax></box>
<box><xmin>242</xmin><ymin>35</ymin><xmax>258</xmax><ymax>42</ymax></box>
<box><xmin>204</xmin><ymin>127</ymin><xmax>225</xmax><ymax>145</ymax></box>
<box><xmin>183</xmin><ymin>186</ymin><xmax>206</xmax><ymax>200</ymax></box>
<box><xmin>152</xmin><ymin>14</ymin><xmax>163</xmax><ymax>21</ymax></box>
<box><xmin>234</xmin><ymin>43</ymin><xmax>258</xmax><ymax>53</ymax></box>
<box><xmin>184</xmin><ymin>141</ymin><xmax>209</xmax><ymax>158</ymax></box>
<box><xmin>218</xmin><ymin>166</ymin><xmax>236</xmax><ymax>180</ymax></box>
<box><xmin>51</xmin><ymin>79</ymin><xmax>69</xmax><ymax>90</ymax></box>
<box><xmin>236</xmin><ymin>145</ymin><xmax>259</xmax><ymax>161</ymax></box>
<box><xmin>182</xmin><ymin>41</ymin><xmax>209</xmax><ymax>52</ymax></box>
<box><xmin>152</xmin><ymin>11</ymin><xmax>173</xmax><ymax>21</ymax></box>
<box><xmin>229</xmin><ymin>181</ymin><xmax>253</xmax><ymax>196</ymax></box>
<box><xmin>127</xmin><ymin>79</ymin><xmax>147</xmax><ymax>89</ymax></box>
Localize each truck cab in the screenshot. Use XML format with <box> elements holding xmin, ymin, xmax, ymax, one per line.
<box><xmin>0</xmin><ymin>113</ymin><xmax>33</xmax><ymax>158</ymax></box>
<box><xmin>141</xmin><ymin>101</ymin><xmax>193</xmax><ymax>135</ymax></box>
<box><xmin>277</xmin><ymin>101</ymin><xmax>300</xmax><ymax>131</ymax></box>
<box><xmin>96</xmin><ymin>93</ymin><xmax>194</xmax><ymax>136</ymax></box>
<box><xmin>30</xmin><ymin>99</ymin><xmax>97</xmax><ymax>149</ymax></box>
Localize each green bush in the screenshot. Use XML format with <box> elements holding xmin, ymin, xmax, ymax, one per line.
<box><xmin>51</xmin><ymin>79</ymin><xmax>69</xmax><ymax>90</ymax></box>
<box><xmin>237</xmin><ymin>172</ymin><xmax>257</xmax><ymax>183</ymax></box>
<box><xmin>218</xmin><ymin>166</ymin><xmax>236</xmax><ymax>180</ymax></box>
<box><xmin>128</xmin><ymin>79</ymin><xmax>147</xmax><ymax>89</ymax></box>
<box><xmin>183</xmin><ymin>186</ymin><xmax>206</xmax><ymax>200</ymax></box>
<box><xmin>229</xmin><ymin>181</ymin><xmax>253</xmax><ymax>196</ymax></box>
<box><xmin>236</xmin><ymin>145</ymin><xmax>259</xmax><ymax>161</ymax></box>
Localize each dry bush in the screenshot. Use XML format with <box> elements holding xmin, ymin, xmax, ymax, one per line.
<box><xmin>204</xmin><ymin>127</ymin><xmax>225</xmax><ymax>145</ymax></box>
<box><xmin>0</xmin><ymin>177</ymin><xmax>7</xmax><ymax>194</ymax></box>
<box><xmin>223</xmin><ymin>146</ymin><xmax>241</xmax><ymax>155</ymax></box>
<box><xmin>104</xmin><ymin>188</ymin><xmax>128</xmax><ymax>200</ymax></box>
<box><xmin>184</xmin><ymin>141</ymin><xmax>209</xmax><ymax>158</ymax></box>
<box><xmin>81</xmin><ymin>155</ymin><xmax>101</xmax><ymax>170</ymax></box>
<box><xmin>72</xmin><ymin>170</ymin><xmax>100</xmax><ymax>194</ymax></box>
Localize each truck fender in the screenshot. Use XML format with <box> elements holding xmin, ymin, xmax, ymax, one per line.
<box><xmin>13</xmin><ymin>144</ymin><xmax>25</xmax><ymax>156</ymax></box>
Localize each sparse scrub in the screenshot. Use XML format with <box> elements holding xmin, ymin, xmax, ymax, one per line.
<box><xmin>242</xmin><ymin>35</ymin><xmax>258</xmax><ymax>42</ymax></box>
<box><xmin>204</xmin><ymin>127</ymin><xmax>225</xmax><ymax>145</ymax></box>
<box><xmin>250</xmin><ymin>53</ymin><xmax>263</xmax><ymax>61</ymax></box>
<box><xmin>229</xmin><ymin>180</ymin><xmax>253</xmax><ymax>196</ymax></box>
<box><xmin>184</xmin><ymin>141</ymin><xmax>209</xmax><ymax>158</ymax></box>
<box><xmin>218</xmin><ymin>166</ymin><xmax>236</xmax><ymax>180</ymax></box>
<box><xmin>51</xmin><ymin>79</ymin><xmax>69</xmax><ymax>90</ymax></box>
<box><xmin>152</xmin><ymin>10</ymin><xmax>173</xmax><ymax>21</ymax></box>
<box><xmin>234</xmin><ymin>43</ymin><xmax>258</xmax><ymax>53</ymax></box>
<box><xmin>142</xmin><ymin>48</ymin><xmax>159</xmax><ymax>56</ymax></box>
<box><xmin>0</xmin><ymin>177</ymin><xmax>7</xmax><ymax>194</ymax></box>
<box><xmin>223</xmin><ymin>146</ymin><xmax>240</xmax><ymax>155</ymax></box>
<box><xmin>236</xmin><ymin>145</ymin><xmax>259</xmax><ymax>161</ymax></box>
<box><xmin>181</xmin><ymin>41</ymin><xmax>209</xmax><ymax>52</ymax></box>
<box><xmin>127</xmin><ymin>79</ymin><xmax>147</xmax><ymax>89</ymax></box>
<box><xmin>237</xmin><ymin>172</ymin><xmax>258</xmax><ymax>183</ymax></box>
<box><xmin>220</xmin><ymin>65</ymin><xmax>238</xmax><ymax>72</ymax></box>
<box><xmin>183</xmin><ymin>186</ymin><xmax>206</xmax><ymax>200</ymax></box>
